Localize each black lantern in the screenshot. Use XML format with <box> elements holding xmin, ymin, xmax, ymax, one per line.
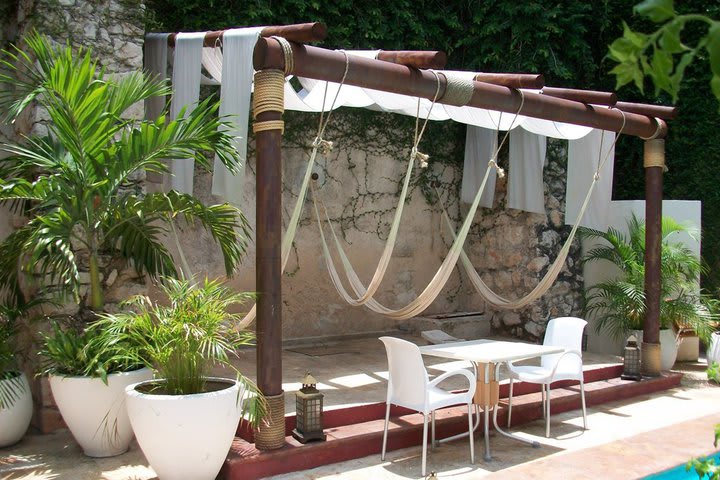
<box><xmin>621</xmin><ymin>334</ymin><xmax>642</xmax><ymax>381</ymax></box>
<box><xmin>292</xmin><ymin>372</ymin><xmax>326</xmax><ymax>443</ymax></box>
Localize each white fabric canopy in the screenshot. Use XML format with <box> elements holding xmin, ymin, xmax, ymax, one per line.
<box><xmin>461</xmin><ymin>125</ymin><xmax>497</xmax><ymax>207</ymax></box>
<box><xmin>165</xmin><ymin>32</ymin><xmax>205</xmax><ymax>194</ymax></box>
<box><xmin>507</xmin><ymin>129</ymin><xmax>547</xmax><ymax>214</ymax></box>
<box><xmin>566</xmin><ymin>129</ymin><xmax>615</xmax><ymax>230</ymax></box>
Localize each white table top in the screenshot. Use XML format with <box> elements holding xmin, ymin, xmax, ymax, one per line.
<box><xmin>419</xmin><ymin>339</ymin><xmax>565</xmax><ymax>364</ymax></box>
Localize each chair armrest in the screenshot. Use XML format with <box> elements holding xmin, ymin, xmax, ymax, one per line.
<box><xmin>549</xmin><ymin>349</ymin><xmax>583</xmax><ymax>378</ymax></box>
<box><xmin>429</xmin><ymin>369</ymin><xmax>476</xmax><ymax>397</ymax></box>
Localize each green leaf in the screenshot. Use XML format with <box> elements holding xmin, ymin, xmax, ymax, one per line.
<box><xmin>608</xmin><ymin>37</ymin><xmax>639</xmax><ymax>62</ymax></box>
<box><xmin>706</xmin><ymin>22</ymin><xmax>720</xmax><ymax>77</ymax></box>
<box><xmin>711</xmin><ymin>75</ymin><xmax>720</xmax><ymax>103</ymax></box>
<box><xmin>610</xmin><ymin>62</ymin><xmax>639</xmax><ymax>89</ymax></box>
<box><xmin>623</xmin><ymin>22</ymin><xmax>650</xmax><ymax>48</ymax></box>
<box><xmin>634</xmin><ymin>0</ymin><xmax>676</xmax><ymax>23</ymax></box>
<box><xmin>658</xmin><ymin>20</ymin><xmax>687</xmax><ymax>54</ymax></box>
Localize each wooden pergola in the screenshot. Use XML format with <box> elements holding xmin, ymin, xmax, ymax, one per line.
<box><xmin>169</xmin><ymin>23</ymin><xmax>676</xmax><ymax>449</ymax></box>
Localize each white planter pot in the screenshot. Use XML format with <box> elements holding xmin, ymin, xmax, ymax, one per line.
<box><xmin>49</xmin><ymin>367</ymin><xmax>153</xmax><ymax>457</ymax></box>
<box><xmin>125</xmin><ymin>377</ymin><xmax>244</xmax><ymax>480</ymax></box>
<box><xmin>708</xmin><ymin>332</ymin><xmax>720</xmax><ymax>365</ymax></box>
<box><xmin>0</xmin><ymin>372</ymin><xmax>33</xmax><ymax>447</ymax></box>
<box><xmin>632</xmin><ymin>329</ymin><xmax>680</xmax><ymax>370</ymax></box>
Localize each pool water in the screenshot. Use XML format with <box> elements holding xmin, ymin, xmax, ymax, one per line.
<box><xmin>643</xmin><ymin>451</ymin><xmax>720</xmax><ymax>479</ymax></box>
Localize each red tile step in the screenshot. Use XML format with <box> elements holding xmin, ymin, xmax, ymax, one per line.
<box><xmin>221</xmin><ymin>365</ymin><xmax>681</xmax><ymax>480</ymax></box>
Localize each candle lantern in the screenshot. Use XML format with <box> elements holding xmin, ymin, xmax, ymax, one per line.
<box><xmin>621</xmin><ymin>334</ymin><xmax>642</xmax><ymax>381</ymax></box>
<box><xmin>292</xmin><ymin>372</ymin><xmax>326</xmax><ymax>443</ymax></box>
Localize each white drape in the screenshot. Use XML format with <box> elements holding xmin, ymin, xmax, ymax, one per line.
<box><xmin>143</xmin><ymin>33</ymin><xmax>169</xmax><ymax>122</ymax></box>
<box><xmin>508</xmin><ymin>129</ymin><xmax>547</xmax><ymax>214</ymax></box>
<box><xmin>165</xmin><ymin>32</ymin><xmax>205</xmax><ymax>194</ymax></box>
<box><xmin>566</xmin><ymin>129</ymin><xmax>615</xmax><ymax>230</ymax></box>
<box><xmin>210</xmin><ymin>27</ymin><xmax>264</xmax><ymax>205</ymax></box>
<box><xmin>461</xmin><ymin>125</ymin><xmax>497</xmax><ymax>208</ymax></box>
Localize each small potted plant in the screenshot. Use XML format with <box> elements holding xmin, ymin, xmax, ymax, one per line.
<box><xmin>38</xmin><ymin>317</ymin><xmax>153</xmax><ymax>456</ymax></box>
<box><xmin>93</xmin><ymin>277</ymin><xmax>264</xmax><ymax>480</ymax></box>
<box><xmin>0</xmin><ymin>304</ymin><xmax>33</xmax><ymax>447</ymax></box>
<box><xmin>581</xmin><ymin>214</ymin><xmax>717</xmax><ymax>369</ymax></box>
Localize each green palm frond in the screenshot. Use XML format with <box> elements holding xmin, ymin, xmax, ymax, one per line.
<box><xmin>581</xmin><ymin>213</ymin><xmax>716</xmax><ymax>342</ymax></box>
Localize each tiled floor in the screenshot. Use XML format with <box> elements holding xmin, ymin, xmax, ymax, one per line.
<box><xmin>1</xmin><ymin>333</ymin><xmax>717</xmax><ymax>480</ymax></box>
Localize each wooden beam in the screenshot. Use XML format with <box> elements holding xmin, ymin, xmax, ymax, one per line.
<box><xmin>475</xmin><ymin>73</ymin><xmax>545</xmax><ymax>89</ymax></box>
<box><xmin>167</xmin><ymin>22</ymin><xmax>327</xmax><ymax>47</ymax></box>
<box><xmin>253</xmin><ymin>38</ymin><xmax>669</xmax><ymax>139</ymax></box>
<box><xmin>541</xmin><ymin>86</ymin><xmax>617</xmax><ymax>106</ymax></box>
<box><xmin>615</xmin><ymin>101</ymin><xmax>678</xmax><ymax>120</ymax></box>
<box><xmin>376</xmin><ymin>50</ymin><xmax>447</xmax><ymax>70</ymax></box>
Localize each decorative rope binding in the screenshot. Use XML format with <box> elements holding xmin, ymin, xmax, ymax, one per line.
<box><xmin>254</xmin><ymin>392</ymin><xmax>286</xmax><ymax>450</ymax></box>
<box><xmin>643</xmin><ymin>137</ymin><xmax>667</xmax><ymax>172</ymax></box>
<box><xmin>253</xmin><ymin>69</ymin><xmax>286</xmax><ymax>134</ymax></box>
<box><xmin>438</xmin><ymin>72</ymin><xmax>475</xmax><ymax>106</ymax></box>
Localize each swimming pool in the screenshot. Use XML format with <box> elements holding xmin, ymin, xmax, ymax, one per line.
<box><xmin>643</xmin><ymin>451</ymin><xmax>720</xmax><ymax>479</ymax></box>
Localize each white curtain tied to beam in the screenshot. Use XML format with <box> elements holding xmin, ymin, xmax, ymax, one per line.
<box><xmin>566</xmin><ymin>129</ymin><xmax>615</xmax><ymax>230</ymax></box>
<box><xmin>508</xmin><ymin>129</ymin><xmax>547</xmax><ymax>214</ymax></box>
<box><xmin>165</xmin><ymin>32</ymin><xmax>205</xmax><ymax>194</ymax></box>
<box><xmin>209</xmin><ymin>27</ymin><xmax>264</xmax><ymax>205</ymax></box>
<box><xmin>461</xmin><ymin>125</ymin><xmax>497</xmax><ymax>208</ymax></box>
<box><xmin>143</xmin><ymin>33</ymin><xmax>169</xmax><ymax>121</ymax></box>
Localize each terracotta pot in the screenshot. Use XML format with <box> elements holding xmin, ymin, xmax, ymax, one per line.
<box><xmin>125</xmin><ymin>377</ymin><xmax>244</xmax><ymax>480</ymax></box>
<box><xmin>0</xmin><ymin>372</ymin><xmax>33</xmax><ymax>447</ymax></box>
<box><xmin>49</xmin><ymin>367</ymin><xmax>153</xmax><ymax>457</ymax></box>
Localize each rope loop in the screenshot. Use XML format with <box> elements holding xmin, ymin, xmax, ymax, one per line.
<box><xmin>271</xmin><ymin>36</ymin><xmax>294</xmax><ymax>76</ymax></box>
<box><xmin>312</xmin><ymin>137</ymin><xmax>334</xmax><ymax>154</ymax></box>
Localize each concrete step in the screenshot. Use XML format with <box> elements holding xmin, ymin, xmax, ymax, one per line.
<box><xmin>221</xmin><ymin>366</ymin><xmax>682</xmax><ymax>479</ymax></box>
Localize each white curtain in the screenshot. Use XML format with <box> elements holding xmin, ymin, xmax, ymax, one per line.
<box><xmin>210</xmin><ymin>27</ymin><xmax>264</xmax><ymax>205</ymax></box>
<box><xmin>165</xmin><ymin>32</ymin><xmax>205</xmax><ymax>194</ymax></box>
<box><xmin>566</xmin><ymin>129</ymin><xmax>615</xmax><ymax>230</ymax></box>
<box><xmin>461</xmin><ymin>125</ymin><xmax>498</xmax><ymax>208</ymax></box>
<box><xmin>508</xmin><ymin>129</ymin><xmax>547</xmax><ymax>214</ymax></box>
<box><xmin>144</xmin><ymin>33</ymin><xmax>169</xmax><ymax>121</ymax></box>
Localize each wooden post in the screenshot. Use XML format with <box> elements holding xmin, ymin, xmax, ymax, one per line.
<box><xmin>642</xmin><ymin>137</ymin><xmax>665</xmax><ymax>376</ymax></box>
<box><xmin>252</xmin><ymin>65</ymin><xmax>287</xmax><ymax>450</ymax></box>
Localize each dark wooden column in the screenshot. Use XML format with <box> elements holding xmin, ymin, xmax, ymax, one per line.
<box><xmin>642</xmin><ymin>137</ymin><xmax>665</xmax><ymax>376</ymax></box>
<box><xmin>252</xmin><ymin>67</ymin><xmax>286</xmax><ymax>450</ymax></box>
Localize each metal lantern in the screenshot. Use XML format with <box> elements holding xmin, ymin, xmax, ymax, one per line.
<box><xmin>292</xmin><ymin>372</ymin><xmax>326</xmax><ymax>443</ymax></box>
<box><xmin>621</xmin><ymin>334</ymin><xmax>642</xmax><ymax>381</ymax></box>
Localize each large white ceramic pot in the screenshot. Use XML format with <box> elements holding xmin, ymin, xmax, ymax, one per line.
<box><xmin>0</xmin><ymin>372</ymin><xmax>33</xmax><ymax>447</ymax></box>
<box><xmin>49</xmin><ymin>367</ymin><xmax>153</xmax><ymax>457</ymax></box>
<box><xmin>632</xmin><ymin>329</ymin><xmax>680</xmax><ymax>370</ymax></box>
<box><xmin>125</xmin><ymin>377</ymin><xmax>244</xmax><ymax>480</ymax></box>
<box><xmin>708</xmin><ymin>332</ymin><xmax>720</xmax><ymax>365</ymax></box>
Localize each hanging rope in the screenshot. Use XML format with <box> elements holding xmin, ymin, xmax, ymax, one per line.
<box><xmin>313</xmin><ymin>90</ymin><xmax>526</xmax><ymax>320</ymax></box>
<box><xmin>435</xmin><ymin>109</ymin><xmax>627</xmax><ymax>310</ymax></box>
<box><xmin>236</xmin><ymin>51</ymin><xmax>351</xmax><ymax>329</ymax></box>
<box><xmin>310</xmin><ymin>71</ymin><xmax>443</xmax><ymax>308</ymax></box>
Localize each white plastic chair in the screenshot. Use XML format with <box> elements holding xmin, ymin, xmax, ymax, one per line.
<box><xmin>506</xmin><ymin>317</ymin><xmax>588</xmax><ymax>438</ymax></box>
<box><xmin>379</xmin><ymin>336</ymin><xmax>476</xmax><ymax>477</ymax></box>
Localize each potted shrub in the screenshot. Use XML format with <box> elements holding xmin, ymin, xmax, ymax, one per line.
<box><xmin>0</xmin><ymin>34</ymin><xmax>251</xmax><ymax>455</ymax></box>
<box><xmin>38</xmin><ymin>319</ymin><xmax>152</xmax><ymax>456</ymax></box>
<box><xmin>581</xmin><ymin>214</ymin><xmax>717</xmax><ymax>369</ymax></box>
<box><xmin>93</xmin><ymin>277</ymin><xmax>264</xmax><ymax>480</ymax></box>
<box><xmin>0</xmin><ymin>305</ymin><xmax>33</xmax><ymax>447</ymax></box>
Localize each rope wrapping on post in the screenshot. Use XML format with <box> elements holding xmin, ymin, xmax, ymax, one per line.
<box><xmin>438</xmin><ymin>72</ymin><xmax>475</xmax><ymax>106</ymax></box>
<box><xmin>253</xmin><ymin>69</ymin><xmax>286</xmax><ymax>133</ymax></box>
<box><xmin>643</xmin><ymin>138</ymin><xmax>666</xmax><ymax>170</ymax></box>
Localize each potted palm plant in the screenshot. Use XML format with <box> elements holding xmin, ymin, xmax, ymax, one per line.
<box><xmin>93</xmin><ymin>277</ymin><xmax>264</xmax><ymax>480</ymax></box>
<box><xmin>0</xmin><ymin>33</ymin><xmax>250</xmax><ymax>456</ymax></box>
<box><xmin>0</xmin><ymin>304</ymin><xmax>33</xmax><ymax>447</ymax></box>
<box><xmin>581</xmin><ymin>214</ymin><xmax>716</xmax><ymax>370</ymax></box>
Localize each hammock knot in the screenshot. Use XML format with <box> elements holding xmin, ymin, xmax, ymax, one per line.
<box><xmin>411</xmin><ymin>146</ymin><xmax>430</xmax><ymax>168</ymax></box>
<box><xmin>312</xmin><ymin>137</ymin><xmax>334</xmax><ymax>154</ymax></box>
<box><xmin>489</xmin><ymin>159</ymin><xmax>505</xmax><ymax>178</ymax></box>
<box><xmin>594</xmin><ymin>172</ymin><xmax>600</xmax><ymax>181</ymax></box>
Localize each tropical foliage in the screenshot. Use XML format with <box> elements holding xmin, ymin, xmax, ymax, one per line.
<box><xmin>91</xmin><ymin>277</ymin><xmax>264</xmax><ymax>423</ymax></box>
<box><xmin>0</xmin><ymin>33</ymin><xmax>250</xmax><ymax>314</ymax></box>
<box><xmin>608</xmin><ymin>0</ymin><xmax>720</xmax><ymax>103</ymax></box>
<box><xmin>580</xmin><ymin>214</ymin><xmax>716</xmax><ymax>342</ymax></box>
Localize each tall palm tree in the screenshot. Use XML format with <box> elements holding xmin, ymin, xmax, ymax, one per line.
<box><xmin>0</xmin><ymin>33</ymin><xmax>250</xmax><ymax>313</ymax></box>
<box><xmin>580</xmin><ymin>214</ymin><xmax>716</xmax><ymax>343</ymax></box>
